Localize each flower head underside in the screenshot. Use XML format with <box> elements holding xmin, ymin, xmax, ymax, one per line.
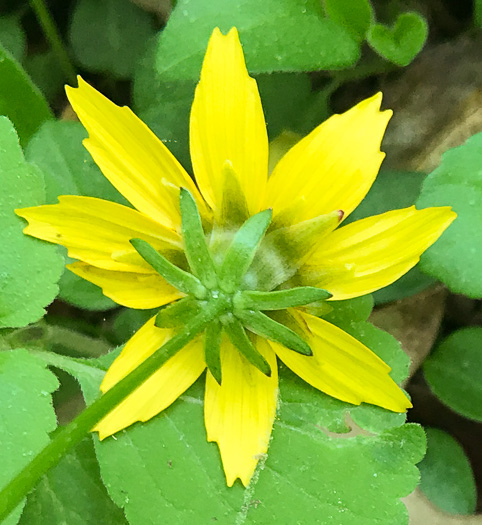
<box><xmin>16</xmin><ymin>27</ymin><xmax>456</xmax><ymax>486</ymax></box>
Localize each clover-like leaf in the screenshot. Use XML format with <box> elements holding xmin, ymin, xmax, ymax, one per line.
<box><xmin>367</xmin><ymin>12</ymin><xmax>428</xmax><ymax>67</ymax></box>
<box><xmin>424</xmin><ymin>327</ymin><xmax>482</xmax><ymax>421</ymax></box>
<box><xmin>0</xmin><ymin>117</ymin><xmax>63</xmax><ymax>328</ymax></box>
<box><xmin>417</xmin><ymin>132</ymin><xmax>482</xmax><ymax>298</ymax></box>
<box><xmin>0</xmin><ymin>349</ymin><xmax>58</xmax><ymax>525</ymax></box>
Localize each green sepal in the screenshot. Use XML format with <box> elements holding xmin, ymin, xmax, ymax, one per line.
<box><xmin>179</xmin><ymin>188</ymin><xmax>217</xmax><ymax>289</ymax></box>
<box><xmin>236</xmin><ymin>287</ymin><xmax>332</xmax><ymax>311</ymax></box>
<box><xmin>155</xmin><ymin>297</ymin><xmax>202</xmax><ymax>328</ymax></box>
<box><xmin>223</xmin><ymin>317</ymin><xmax>271</xmax><ymax>376</ymax></box>
<box><xmin>236</xmin><ymin>309</ymin><xmax>312</xmax><ymax>356</ymax></box>
<box><xmin>252</xmin><ymin>210</ymin><xmax>342</xmax><ymax>290</ymax></box>
<box><xmin>219</xmin><ymin>209</ymin><xmax>272</xmax><ymax>293</ymax></box>
<box><xmin>204</xmin><ymin>320</ymin><xmax>223</xmax><ymax>385</ymax></box>
<box><xmin>217</xmin><ymin>161</ymin><xmax>250</xmax><ymax>227</ymax></box>
<box><xmin>130</xmin><ymin>238</ymin><xmax>206</xmax><ymax>299</ymax></box>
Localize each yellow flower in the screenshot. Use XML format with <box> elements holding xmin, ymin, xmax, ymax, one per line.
<box><xmin>17</xmin><ymin>27</ymin><xmax>455</xmax><ymax>487</ymax></box>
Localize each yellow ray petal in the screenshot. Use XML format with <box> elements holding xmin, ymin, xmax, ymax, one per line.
<box><xmin>267</xmin><ymin>93</ymin><xmax>391</xmax><ymax>224</ymax></box>
<box><xmin>272</xmin><ymin>313</ymin><xmax>411</xmax><ymax>412</ymax></box>
<box><xmin>95</xmin><ymin>317</ymin><xmax>206</xmax><ymax>439</ymax></box>
<box><xmin>66</xmin><ymin>77</ymin><xmax>208</xmax><ymax>229</ymax></box>
<box><xmin>204</xmin><ymin>337</ymin><xmax>278</xmax><ymax>486</ymax></box>
<box><xmin>16</xmin><ymin>195</ymin><xmax>182</xmax><ymax>273</ymax></box>
<box><xmin>190</xmin><ymin>27</ymin><xmax>268</xmax><ymax>219</ymax></box>
<box><xmin>68</xmin><ymin>262</ymin><xmax>182</xmax><ymax>309</ymax></box>
<box><xmin>305</xmin><ymin>206</ymin><xmax>456</xmax><ymax>300</ymax></box>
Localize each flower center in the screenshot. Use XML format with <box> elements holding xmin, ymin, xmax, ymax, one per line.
<box><xmin>130</xmin><ymin>188</ymin><xmax>332</xmax><ymax>384</ymax></box>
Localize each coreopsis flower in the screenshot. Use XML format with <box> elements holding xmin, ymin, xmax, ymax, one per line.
<box><xmin>17</xmin><ymin>27</ymin><xmax>455</xmax><ymax>487</ymax></box>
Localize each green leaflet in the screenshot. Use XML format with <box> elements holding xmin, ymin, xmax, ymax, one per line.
<box><xmin>367</xmin><ymin>12</ymin><xmax>428</xmax><ymax>67</ymax></box>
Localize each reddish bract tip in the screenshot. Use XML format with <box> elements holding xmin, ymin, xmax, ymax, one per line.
<box><xmin>337</xmin><ymin>210</ymin><xmax>345</xmax><ymax>221</ymax></box>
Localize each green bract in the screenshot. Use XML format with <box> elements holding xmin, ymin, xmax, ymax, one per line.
<box><xmin>131</xmin><ymin>189</ymin><xmax>331</xmax><ymax>382</ymax></box>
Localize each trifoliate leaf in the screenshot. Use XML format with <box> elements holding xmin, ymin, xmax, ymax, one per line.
<box><xmin>69</xmin><ymin>0</ymin><xmax>155</xmax><ymax>79</ymax></box>
<box><xmin>0</xmin><ymin>349</ymin><xmax>58</xmax><ymax>525</ymax></box>
<box><xmin>19</xmin><ymin>437</ymin><xmax>127</xmax><ymax>525</ymax></box>
<box><xmin>25</xmin><ymin>120</ymin><xmax>130</xmax><ymax>311</ymax></box>
<box><xmin>367</xmin><ymin>12</ymin><xmax>428</xmax><ymax>67</ymax></box>
<box><xmin>24</xmin><ymin>51</ymin><xmax>65</xmax><ymax>102</ymax></box>
<box><xmin>424</xmin><ymin>328</ymin><xmax>482</xmax><ymax>421</ymax></box>
<box><xmin>0</xmin><ymin>117</ymin><xmax>63</xmax><ymax>328</ymax></box>
<box><xmin>417</xmin><ymin>132</ymin><xmax>482</xmax><ymax>298</ymax></box>
<box><xmin>0</xmin><ymin>44</ymin><xmax>52</xmax><ymax>146</ymax></box>
<box><xmin>418</xmin><ymin>428</ymin><xmax>476</xmax><ymax>515</ymax></box>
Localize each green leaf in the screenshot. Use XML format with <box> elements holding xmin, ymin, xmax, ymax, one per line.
<box><xmin>19</xmin><ymin>437</ymin><xmax>127</xmax><ymax>525</ymax></box>
<box><xmin>25</xmin><ymin>120</ymin><xmax>130</xmax><ymax>311</ymax></box>
<box><xmin>418</xmin><ymin>428</ymin><xmax>476</xmax><ymax>515</ymax></box>
<box><xmin>0</xmin><ymin>44</ymin><xmax>52</xmax><ymax>146</ymax></box>
<box><xmin>0</xmin><ymin>117</ymin><xmax>64</xmax><ymax>328</ymax></box>
<box><xmin>367</xmin><ymin>12</ymin><xmax>428</xmax><ymax>67</ymax></box>
<box><xmin>68</xmin><ymin>361</ymin><xmax>422</xmax><ymax>524</ymax></box>
<box><xmin>323</xmin><ymin>0</ymin><xmax>373</xmax><ymax>41</ymax></box>
<box><xmin>417</xmin><ymin>132</ymin><xmax>482</xmax><ymax>298</ymax></box>
<box><xmin>424</xmin><ymin>327</ymin><xmax>482</xmax><ymax>421</ymax></box>
<box><xmin>69</xmin><ymin>0</ymin><xmax>155</xmax><ymax>79</ymax></box>
<box><xmin>154</xmin><ymin>0</ymin><xmax>359</xmax><ymax>83</ymax></box>
<box><xmin>0</xmin><ymin>349</ymin><xmax>58</xmax><ymax>525</ymax></box>
<box><xmin>0</xmin><ymin>16</ymin><xmax>26</xmax><ymax>62</ymax></box>
<box><xmin>44</xmin><ymin>289</ymin><xmax>415</xmax><ymax>523</ymax></box>
<box><xmin>348</xmin><ymin>170</ymin><xmax>435</xmax><ymax>304</ymax></box>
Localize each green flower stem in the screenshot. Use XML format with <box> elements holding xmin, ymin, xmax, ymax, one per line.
<box><xmin>30</xmin><ymin>0</ymin><xmax>76</xmax><ymax>84</ymax></box>
<box><xmin>0</xmin><ymin>300</ymin><xmax>225</xmax><ymax>522</ymax></box>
